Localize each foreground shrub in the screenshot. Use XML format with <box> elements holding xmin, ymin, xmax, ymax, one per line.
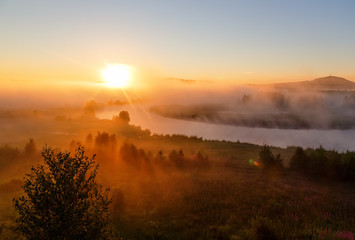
<box><xmin>13</xmin><ymin>145</ymin><xmax>116</xmax><ymax>240</ymax></box>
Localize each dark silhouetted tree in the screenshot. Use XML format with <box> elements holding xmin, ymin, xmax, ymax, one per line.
<box><xmin>119</xmin><ymin>110</ymin><xmax>130</xmax><ymax>124</ymax></box>
<box><xmin>13</xmin><ymin>145</ymin><xmax>116</xmax><ymax>240</ymax></box>
<box><xmin>195</xmin><ymin>151</ymin><xmax>210</xmax><ymax>168</ymax></box>
<box><xmin>113</xmin><ymin>111</ymin><xmax>130</xmax><ymax>125</ymax></box>
<box><xmin>169</xmin><ymin>149</ymin><xmax>185</xmax><ymax>169</ymax></box>
<box><xmin>86</xmin><ymin>133</ymin><xmax>93</xmax><ymax>149</ymax></box>
<box><xmin>24</xmin><ymin>138</ymin><xmax>37</xmax><ymax>156</ymax></box>
<box><xmin>289</xmin><ymin>147</ymin><xmax>309</xmax><ymax>171</ymax></box>
<box><xmin>307</xmin><ymin>146</ymin><xmax>327</xmax><ymax>177</ymax></box>
<box><xmin>259</xmin><ymin>144</ymin><xmax>283</xmax><ymax>170</ymax></box>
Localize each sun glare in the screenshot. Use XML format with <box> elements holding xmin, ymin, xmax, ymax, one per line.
<box><xmin>102</xmin><ymin>64</ymin><xmax>131</xmax><ymax>88</ymax></box>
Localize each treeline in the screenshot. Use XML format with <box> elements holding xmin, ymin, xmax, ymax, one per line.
<box><xmin>120</xmin><ymin>143</ymin><xmax>210</xmax><ymax>170</ymax></box>
<box><xmin>84</xmin><ymin>132</ymin><xmax>210</xmax><ymax>171</ymax></box>
<box><xmin>0</xmin><ymin>139</ymin><xmax>39</xmax><ymax>194</ymax></box>
<box><xmin>289</xmin><ymin>146</ymin><xmax>355</xmax><ymax>181</ymax></box>
<box><xmin>259</xmin><ymin>145</ymin><xmax>355</xmax><ymax>181</ymax></box>
<box><xmin>0</xmin><ymin>139</ymin><xmax>38</xmax><ymax>169</ymax></box>
<box><xmin>151</xmin><ymin>133</ymin><xmax>204</xmax><ymax>142</ymax></box>
<box><xmin>3</xmin><ymin>133</ymin><xmax>355</xmax><ymax>183</ymax></box>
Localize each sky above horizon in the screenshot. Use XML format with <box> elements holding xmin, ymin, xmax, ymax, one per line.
<box><xmin>1</xmin><ymin>0</ymin><xmax>355</xmax><ymax>84</ymax></box>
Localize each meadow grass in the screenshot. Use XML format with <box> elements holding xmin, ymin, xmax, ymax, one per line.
<box><xmin>0</xmin><ymin>132</ymin><xmax>354</xmax><ymax>239</ymax></box>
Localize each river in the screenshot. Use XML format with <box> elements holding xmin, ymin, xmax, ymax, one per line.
<box><xmin>98</xmin><ymin>105</ymin><xmax>355</xmax><ymax>152</ymax></box>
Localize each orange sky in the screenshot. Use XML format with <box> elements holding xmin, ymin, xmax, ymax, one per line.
<box><xmin>1</xmin><ymin>1</ymin><xmax>355</xmax><ymax>85</ymax></box>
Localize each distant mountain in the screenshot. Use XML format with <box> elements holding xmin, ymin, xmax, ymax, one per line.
<box><xmin>272</xmin><ymin>76</ymin><xmax>355</xmax><ymax>90</ymax></box>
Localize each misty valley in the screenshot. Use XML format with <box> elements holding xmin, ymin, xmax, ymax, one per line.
<box><xmin>150</xmin><ymin>77</ymin><xmax>355</xmax><ymax>130</ymax></box>
<box><xmin>0</xmin><ymin>77</ymin><xmax>355</xmax><ymax>239</ymax></box>
<box><xmin>2</xmin><ymin>1</ymin><xmax>355</xmax><ymax>239</ymax></box>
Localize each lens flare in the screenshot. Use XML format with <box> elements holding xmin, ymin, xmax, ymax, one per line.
<box><xmin>249</xmin><ymin>158</ymin><xmax>261</xmax><ymax>168</ymax></box>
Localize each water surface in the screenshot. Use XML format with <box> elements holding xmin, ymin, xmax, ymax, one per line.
<box><xmin>98</xmin><ymin>105</ymin><xmax>355</xmax><ymax>151</ymax></box>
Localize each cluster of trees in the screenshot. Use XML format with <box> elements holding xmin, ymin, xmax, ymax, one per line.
<box><xmin>259</xmin><ymin>145</ymin><xmax>355</xmax><ymax>181</ymax></box>
<box><xmin>119</xmin><ymin>143</ymin><xmax>210</xmax><ymax>170</ymax></box>
<box><xmin>82</xmin><ymin>130</ymin><xmax>210</xmax><ymax>171</ymax></box>
<box><xmin>112</xmin><ymin>110</ymin><xmax>130</xmax><ymax>125</ymax></box>
<box><xmin>86</xmin><ymin>132</ymin><xmax>120</xmax><ymax>152</ymax></box>
<box><xmin>0</xmin><ymin>139</ymin><xmax>38</xmax><ymax>169</ymax></box>
<box><xmin>0</xmin><ymin>139</ymin><xmax>39</xmax><ymax>195</ymax></box>
<box><xmin>93</xmin><ymin>132</ymin><xmax>117</xmax><ymax>150</ymax></box>
<box><xmin>165</xmin><ymin>149</ymin><xmax>210</xmax><ymax>169</ymax></box>
<box><xmin>289</xmin><ymin>146</ymin><xmax>355</xmax><ymax>181</ymax></box>
<box><xmin>239</xmin><ymin>91</ymin><xmax>290</xmax><ymax>109</ymax></box>
<box><xmin>119</xmin><ymin>143</ymin><xmax>149</xmax><ymax>169</ymax></box>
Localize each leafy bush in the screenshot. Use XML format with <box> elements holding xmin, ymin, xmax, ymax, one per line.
<box><xmin>13</xmin><ymin>145</ymin><xmax>116</xmax><ymax>240</ymax></box>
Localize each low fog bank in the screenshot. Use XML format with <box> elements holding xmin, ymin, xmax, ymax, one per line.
<box><xmin>150</xmin><ymin>86</ymin><xmax>355</xmax><ymax>130</ymax></box>
<box><xmin>0</xmin><ymin>80</ymin><xmax>145</xmax><ymax>109</ymax></box>
<box><xmin>2</xmin><ymin>76</ymin><xmax>355</xmax><ymax>151</ymax></box>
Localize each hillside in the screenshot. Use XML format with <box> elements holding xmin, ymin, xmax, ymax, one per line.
<box><xmin>272</xmin><ymin>76</ymin><xmax>355</xmax><ymax>90</ymax></box>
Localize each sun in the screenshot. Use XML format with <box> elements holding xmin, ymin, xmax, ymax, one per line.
<box><xmin>101</xmin><ymin>64</ymin><xmax>131</xmax><ymax>88</ymax></box>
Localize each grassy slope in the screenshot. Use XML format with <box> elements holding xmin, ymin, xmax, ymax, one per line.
<box><xmin>0</xmin><ymin>118</ymin><xmax>354</xmax><ymax>239</ymax></box>
<box><xmin>111</xmin><ymin>136</ymin><xmax>355</xmax><ymax>240</ymax></box>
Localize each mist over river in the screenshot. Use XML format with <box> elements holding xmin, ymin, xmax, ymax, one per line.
<box><xmin>98</xmin><ymin>105</ymin><xmax>355</xmax><ymax>152</ymax></box>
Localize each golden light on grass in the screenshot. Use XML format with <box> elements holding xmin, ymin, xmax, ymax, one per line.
<box><xmin>101</xmin><ymin>64</ymin><xmax>131</xmax><ymax>88</ymax></box>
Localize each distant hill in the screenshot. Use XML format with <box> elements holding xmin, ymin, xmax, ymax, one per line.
<box><xmin>272</xmin><ymin>76</ymin><xmax>355</xmax><ymax>90</ymax></box>
<box><xmin>173</xmin><ymin>76</ymin><xmax>355</xmax><ymax>90</ymax></box>
<box><xmin>309</xmin><ymin>76</ymin><xmax>355</xmax><ymax>89</ymax></box>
